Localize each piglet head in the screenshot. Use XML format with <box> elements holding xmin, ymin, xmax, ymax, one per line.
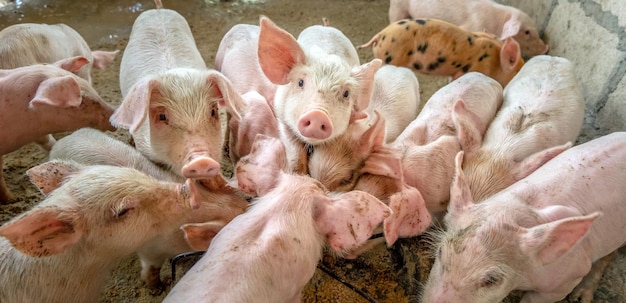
<box><xmin>314</xmin><ymin>190</ymin><xmax>392</xmax><ymax>254</ymax></box>
<box><xmin>235</xmin><ymin>134</ymin><xmax>287</xmax><ymax>196</ymax></box>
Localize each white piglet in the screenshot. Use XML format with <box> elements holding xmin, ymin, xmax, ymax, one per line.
<box><xmin>49</xmin><ymin>128</ymin><xmax>249</xmax><ymax>291</ymax></box>
<box><xmin>461</xmin><ymin>55</ymin><xmax>585</xmax><ymax>202</ymax></box>
<box><xmin>258</xmin><ymin>16</ymin><xmax>381</xmax><ymax>172</ymax></box>
<box><xmin>423</xmin><ymin>131</ymin><xmax>626</xmax><ymax>303</ymax></box>
<box><xmin>163</xmin><ymin>135</ymin><xmax>391</xmax><ymax>302</ymax></box>
<box><xmin>0</xmin><ymin>161</ymin><xmax>198</xmax><ymax>303</ymax></box>
<box><xmin>111</xmin><ymin>1</ymin><xmax>245</xmax><ymax>179</ymax></box>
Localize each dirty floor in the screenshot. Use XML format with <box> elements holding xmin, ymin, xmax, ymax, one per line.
<box><xmin>0</xmin><ymin>0</ymin><xmax>624</xmax><ymax>302</ymax></box>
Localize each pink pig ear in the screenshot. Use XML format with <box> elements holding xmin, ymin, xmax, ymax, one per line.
<box><xmin>361</xmin><ymin>148</ymin><xmax>403</xmax><ymax>180</ymax></box>
<box><xmin>30</xmin><ymin>75</ymin><xmax>82</xmax><ymax>108</ymax></box>
<box><xmin>206</xmin><ymin>71</ymin><xmax>245</xmax><ymax>120</ymax></box>
<box><xmin>520</xmin><ymin>212</ymin><xmax>600</xmax><ymax>266</ymax></box>
<box><xmin>351</xmin><ymin>59</ymin><xmax>382</xmax><ymax>113</ymax></box>
<box><xmin>91</xmin><ymin>50</ymin><xmax>119</xmax><ymax>69</ymax></box>
<box><xmin>258</xmin><ymin>16</ymin><xmax>306</xmax><ymax>85</ymax></box>
<box><xmin>452</xmin><ymin>99</ymin><xmax>484</xmax><ymax>154</ymax></box>
<box><xmin>235</xmin><ymin>134</ymin><xmax>287</xmax><ymax>196</ymax></box>
<box><xmin>109</xmin><ymin>78</ymin><xmax>160</xmax><ymax>133</ymax></box>
<box><xmin>353</xmin><ymin>111</ymin><xmax>386</xmax><ymax>156</ymax></box>
<box><xmin>383</xmin><ymin>184</ymin><xmax>432</xmax><ymax>246</ymax></box>
<box><xmin>501</xmin><ymin>17</ymin><xmax>522</xmax><ymax>40</ymax></box>
<box><xmin>513</xmin><ymin>142</ymin><xmax>572</xmax><ymax>181</ymax></box>
<box><xmin>52</xmin><ymin>56</ymin><xmax>90</xmax><ymax>74</ymax></box>
<box><xmin>315</xmin><ymin>190</ymin><xmax>392</xmax><ymax>253</ymax></box>
<box><xmin>181</xmin><ymin>221</ymin><xmax>226</xmax><ymax>251</ymax></box>
<box><xmin>0</xmin><ymin>207</ymin><xmax>84</xmax><ymax>257</ymax></box>
<box><xmin>500</xmin><ymin>37</ymin><xmax>522</xmax><ymax>72</ymax></box>
<box><xmin>26</xmin><ymin>160</ymin><xmax>84</xmax><ymax>195</ymax></box>
<box><xmin>447</xmin><ymin>151</ymin><xmax>475</xmax><ymax>216</ymax></box>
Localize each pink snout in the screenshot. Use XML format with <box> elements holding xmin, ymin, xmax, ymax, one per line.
<box><xmin>297</xmin><ymin>110</ymin><xmax>333</xmax><ymax>140</ymax></box>
<box><xmin>182</xmin><ymin>156</ymin><xmax>221</xmax><ymax>178</ymax></box>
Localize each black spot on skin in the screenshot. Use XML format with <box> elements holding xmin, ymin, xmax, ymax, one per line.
<box><xmin>478</xmin><ymin>53</ymin><xmax>489</xmax><ymax>62</ymax></box>
<box><xmin>385</xmin><ymin>51</ymin><xmax>389</xmax><ymax>56</ymax></box>
<box><xmin>413</xmin><ymin>61</ymin><xmax>423</xmax><ymax>70</ymax></box>
<box><xmin>382</xmin><ymin>35</ymin><xmax>386</xmax><ymax>41</ymax></box>
<box><xmin>415</xmin><ymin>19</ymin><xmax>426</xmax><ymax>25</ymax></box>
<box><xmin>391</xmin><ymin>37</ymin><xmax>396</xmax><ymax>43</ymax></box>
<box><xmin>455</xmin><ymin>63</ymin><xmax>462</xmax><ymax>68</ymax></box>
<box><xmin>462</xmin><ymin>64</ymin><xmax>471</xmax><ymax>73</ymax></box>
<box><xmin>405</xmin><ymin>25</ymin><xmax>410</xmax><ymax>31</ymax></box>
<box><xmin>407</xmin><ymin>50</ymin><xmax>413</xmax><ymax>56</ymax></box>
<box><xmin>467</xmin><ymin>36</ymin><xmax>474</xmax><ymax>46</ymax></box>
<box><xmin>413</xmin><ymin>30</ymin><xmax>417</xmax><ymax>37</ymax></box>
<box><xmin>428</xmin><ymin>62</ymin><xmax>440</xmax><ymax>71</ymax></box>
<box><xmin>398</xmin><ymin>20</ymin><xmax>408</xmax><ymax>25</ymax></box>
<box><xmin>385</xmin><ymin>56</ymin><xmax>393</xmax><ymax>64</ymax></box>
<box><xmin>437</xmin><ymin>56</ymin><xmax>446</xmax><ymax>63</ymax></box>
<box><xmin>417</xmin><ymin>42</ymin><xmax>428</xmax><ymax>53</ymax></box>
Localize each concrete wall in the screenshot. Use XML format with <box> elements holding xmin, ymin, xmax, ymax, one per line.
<box><xmin>499</xmin><ymin>0</ymin><xmax>626</xmax><ymax>143</ymax></box>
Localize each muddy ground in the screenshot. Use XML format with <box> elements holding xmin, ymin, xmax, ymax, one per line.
<box><xmin>0</xmin><ymin>0</ymin><xmax>624</xmax><ymax>302</ymax></box>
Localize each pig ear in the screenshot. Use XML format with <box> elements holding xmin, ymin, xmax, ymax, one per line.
<box><xmin>181</xmin><ymin>221</ymin><xmax>226</xmax><ymax>251</ymax></box>
<box><xmin>0</xmin><ymin>208</ymin><xmax>83</xmax><ymax>257</ymax></box>
<box><xmin>513</xmin><ymin>142</ymin><xmax>571</xmax><ymax>181</ymax></box>
<box><xmin>520</xmin><ymin>212</ymin><xmax>600</xmax><ymax>266</ymax></box>
<box><xmin>452</xmin><ymin>99</ymin><xmax>484</xmax><ymax>153</ymax></box>
<box><xmin>235</xmin><ymin>134</ymin><xmax>286</xmax><ymax>196</ymax></box>
<box><xmin>26</xmin><ymin>160</ymin><xmax>84</xmax><ymax>195</ymax></box>
<box><xmin>447</xmin><ymin>151</ymin><xmax>475</xmax><ymax>215</ymax></box>
<box><xmin>207</xmin><ymin>71</ymin><xmax>245</xmax><ymax>121</ymax></box>
<box><xmin>30</xmin><ymin>76</ymin><xmax>82</xmax><ymax>108</ymax></box>
<box><xmin>258</xmin><ymin>16</ymin><xmax>306</xmax><ymax>85</ymax></box>
<box><xmin>315</xmin><ymin>190</ymin><xmax>392</xmax><ymax>253</ymax></box>
<box><xmin>383</xmin><ymin>185</ymin><xmax>432</xmax><ymax>246</ymax></box>
<box><xmin>91</xmin><ymin>50</ymin><xmax>119</xmax><ymax>69</ymax></box>
<box><xmin>352</xmin><ymin>59</ymin><xmax>383</xmax><ymax>113</ymax></box>
<box><xmin>110</xmin><ymin>78</ymin><xmax>160</xmax><ymax>133</ymax></box>
<box><xmin>53</xmin><ymin>56</ymin><xmax>90</xmax><ymax>74</ymax></box>
<box><xmin>500</xmin><ymin>37</ymin><xmax>522</xmax><ymax>72</ymax></box>
<box><xmin>501</xmin><ymin>17</ymin><xmax>521</xmax><ymax>40</ymax></box>
<box><xmin>361</xmin><ymin>148</ymin><xmax>403</xmax><ymax>180</ymax></box>
<box><xmin>354</xmin><ymin>111</ymin><xmax>386</xmax><ymax>155</ymax></box>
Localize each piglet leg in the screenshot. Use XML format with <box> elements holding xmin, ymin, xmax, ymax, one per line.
<box><xmin>567</xmin><ymin>252</ymin><xmax>616</xmax><ymax>303</ymax></box>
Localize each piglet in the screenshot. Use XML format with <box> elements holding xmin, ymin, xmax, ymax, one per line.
<box><xmin>358</xmin><ymin>18</ymin><xmax>524</xmax><ymax>87</ymax></box>
<box><xmin>461</xmin><ymin>55</ymin><xmax>585</xmax><ymax>202</ymax></box>
<box><xmin>0</xmin><ymin>23</ymin><xmax>118</xmax><ymax>85</ymax></box>
<box><xmin>258</xmin><ymin>16</ymin><xmax>381</xmax><ymax>172</ymax></box>
<box><xmin>388</xmin><ymin>0</ymin><xmax>549</xmax><ymax>57</ymax></box>
<box><xmin>49</xmin><ymin>128</ymin><xmax>249</xmax><ymax>291</ymax></box>
<box><xmin>422</xmin><ymin>131</ymin><xmax>626</xmax><ymax>303</ymax></box>
<box><xmin>310</xmin><ymin>72</ymin><xmax>500</xmax><ymax>193</ymax></box>
<box><xmin>0</xmin><ymin>58</ymin><xmax>115</xmax><ymax>202</ymax></box>
<box><xmin>0</xmin><ymin>160</ymin><xmax>198</xmax><ymax>303</ymax></box>
<box><xmin>111</xmin><ymin>1</ymin><xmax>245</xmax><ymax>179</ymax></box>
<box><xmin>163</xmin><ymin>134</ymin><xmax>391</xmax><ymax>302</ymax></box>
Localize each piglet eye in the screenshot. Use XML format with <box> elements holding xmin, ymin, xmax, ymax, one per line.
<box><xmin>343</xmin><ymin>89</ymin><xmax>349</xmax><ymax>98</ymax></box>
<box><xmin>525</xmin><ymin>30</ymin><xmax>530</xmax><ymax>35</ymax></box>
<box><xmin>211</xmin><ymin>108</ymin><xmax>216</xmax><ymax>117</ymax></box>
<box><xmin>298</xmin><ymin>79</ymin><xmax>304</xmax><ymax>87</ymax></box>
<box><xmin>480</xmin><ymin>272</ymin><xmax>502</xmax><ymax>288</ymax></box>
<box><xmin>339</xmin><ymin>171</ymin><xmax>355</xmax><ymax>186</ymax></box>
<box><xmin>159</xmin><ymin>113</ymin><xmax>167</xmax><ymax>121</ymax></box>
<box><xmin>117</xmin><ymin>208</ymin><xmax>130</xmax><ymax>218</ymax></box>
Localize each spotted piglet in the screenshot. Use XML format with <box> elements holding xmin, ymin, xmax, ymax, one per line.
<box><xmin>388</xmin><ymin>0</ymin><xmax>549</xmax><ymax>58</ymax></box>
<box><xmin>358</xmin><ymin>18</ymin><xmax>524</xmax><ymax>86</ymax></box>
<box><xmin>163</xmin><ymin>135</ymin><xmax>391</xmax><ymax>302</ymax></box>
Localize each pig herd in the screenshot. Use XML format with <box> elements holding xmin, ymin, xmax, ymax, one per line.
<box><xmin>0</xmin><ymin>0</ymin><xmax>624</xmax><ymax>303</ymax></box>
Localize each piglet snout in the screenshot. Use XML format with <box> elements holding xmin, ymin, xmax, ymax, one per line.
<box><xmin>182</xmin><ymin>155</ymin><xmax>220</xmax><ymax>178</ymax></box>
<box><xmin>297</xmin><ymin>110</ymin><xmax>333</xmax><ymax>140</ymax></box>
